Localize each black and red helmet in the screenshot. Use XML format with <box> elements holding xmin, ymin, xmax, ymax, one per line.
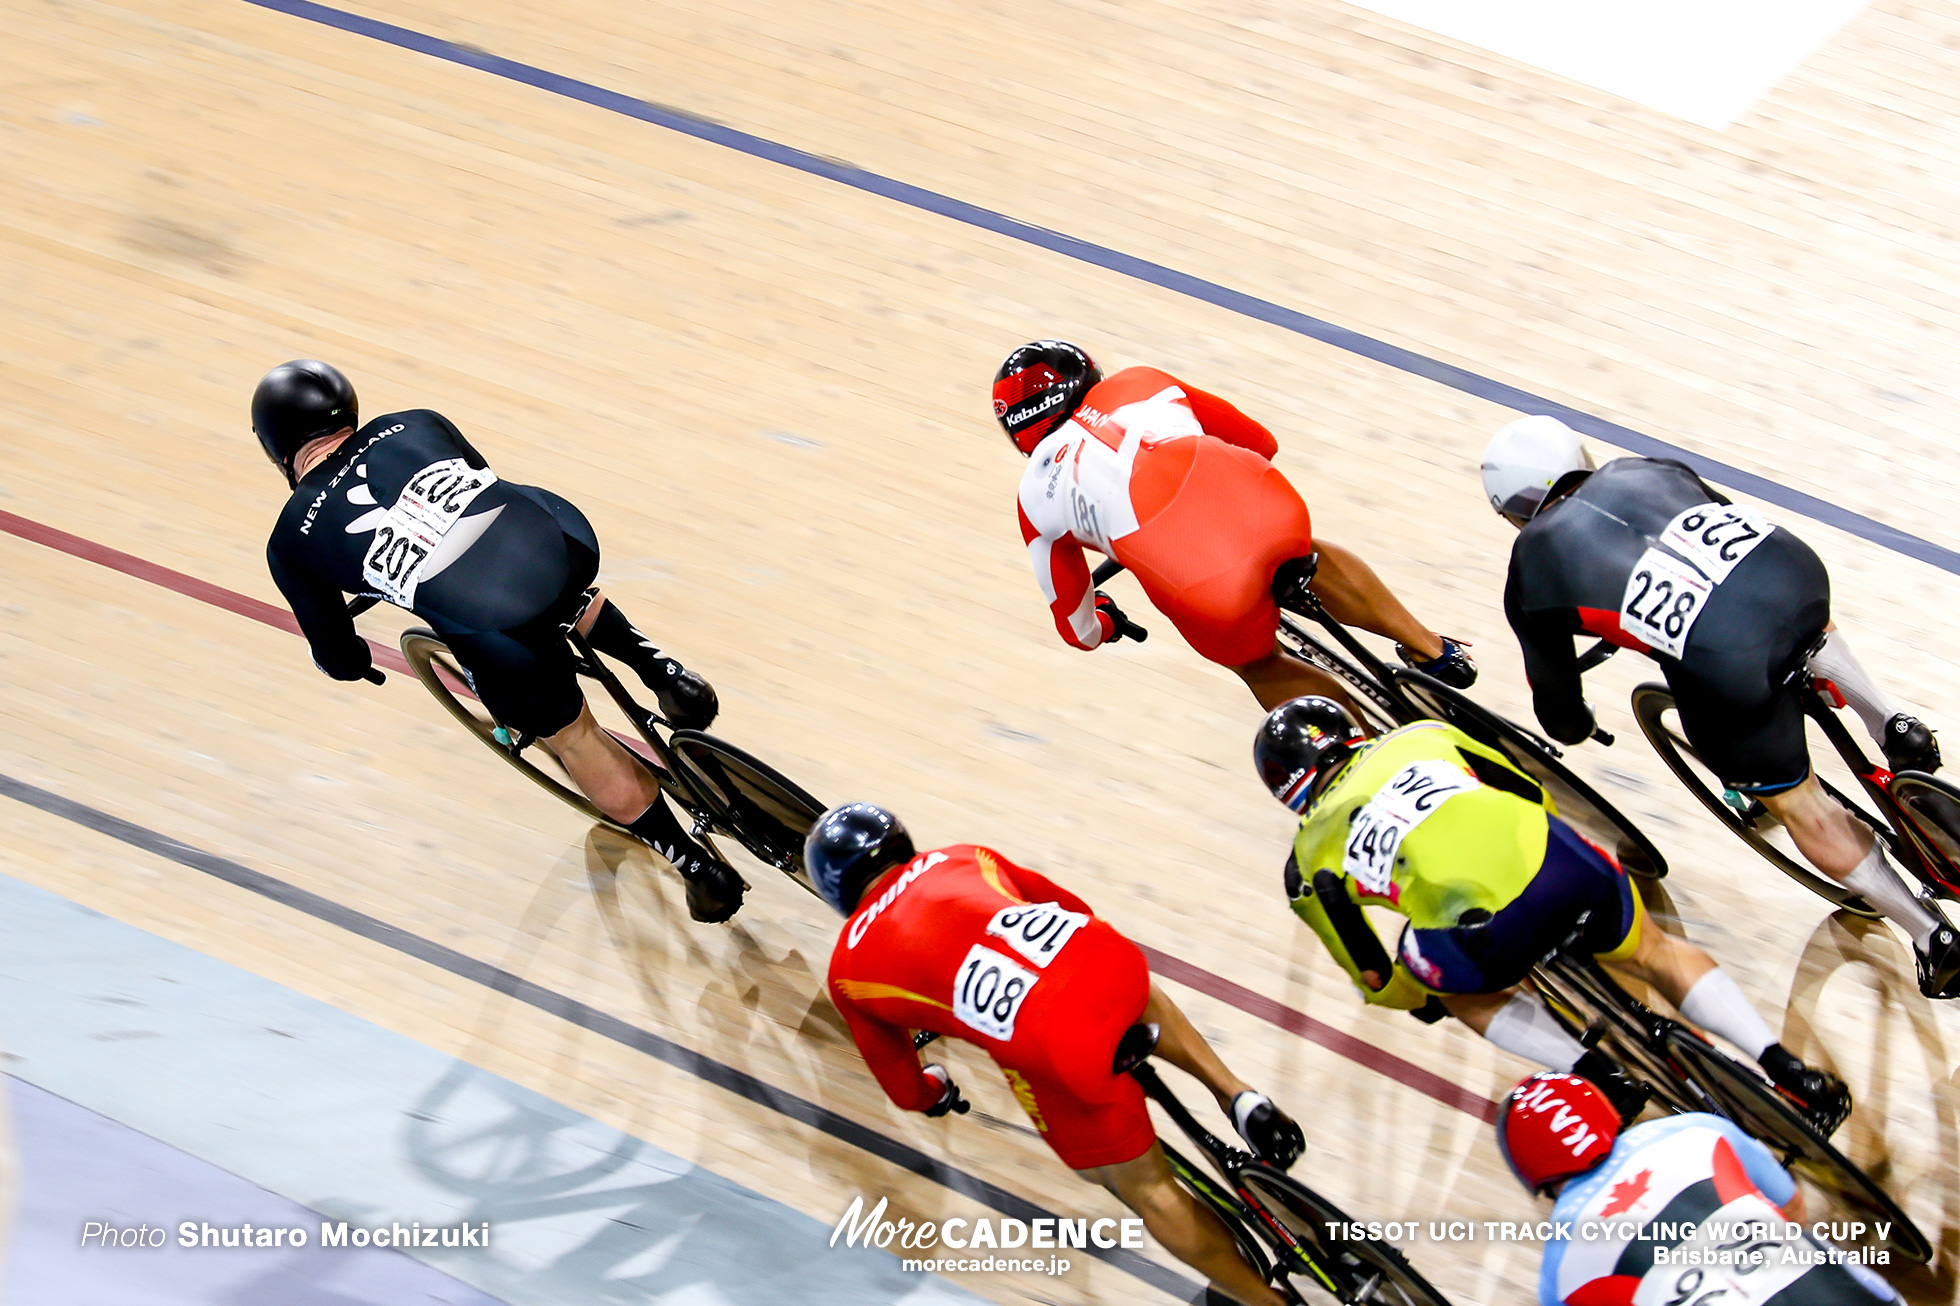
<box><xmin>992</xmin><ymin>340</ymin><xmax>1101</xmax><ymax>455</ymax></box>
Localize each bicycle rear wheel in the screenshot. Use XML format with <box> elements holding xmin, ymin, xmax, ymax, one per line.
<box><xmin>400</xmin><ymin>627</ymin><xmax>620</xmax><ymax>831</ymax></box>
<box><xmin>1662</xmin><ymin>1027</ymin><xmax>1929</xmax><ymax>1263</ymax></box>
<box><xmin>1276</xmin><ymin>614</ymin><xmax>1401</xmax><ymax>736</ymax></box>
<box><xmin>1630</xmin><ymin>684</ymin><xmax>1878</xmax><ymax>916</ymax></box>
<box><xmin>1391</xmin><ymin>670</ymin><xmax>1666</xmax><ymax>878</ymax></box>
<box><xmin>1238</xmin><ymin>1165</ymin><xmax>1454</xmax><ymax>1306</ymax></box>
<box><xmin>666</xmin><ymin>732</ymin><xmax>826</xmax><ymax>896</ymax></box>
<box><xmin>1883</xmin><ymin>771</ymin><xmax>1960</xmax><ymax>900</ymax></box>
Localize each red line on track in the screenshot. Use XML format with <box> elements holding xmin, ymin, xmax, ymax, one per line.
<box><xmin>0</xmin><ymin>506</ymin><xmax>1498</xmax><ymax>1122</ymax></box>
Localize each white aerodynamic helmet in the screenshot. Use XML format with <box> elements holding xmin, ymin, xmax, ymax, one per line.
<box><xmin>1481</xmin><ymin>415</ymin><xmax>1596</xmax><ymax>527</ymax></box>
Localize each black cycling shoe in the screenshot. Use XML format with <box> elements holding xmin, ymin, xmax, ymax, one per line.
<box><xmin>1760</xmin><ymin>1045</ymin><xmax>1851</xmax><ymax>1137</ymax></box>
<box><xmin>1573</xmin><ymin>1049</ymin><xmax>1651</xmax><ymax>1125</ymax></box>
<box><xmin>654</xmin><ymin>665</ymin><xmax>720</xmax><ymax>732</ymax></box>
<box><xmin>1230</xmin><ymin>1091</ymin><xmax>1305</xmax><ymax>1170</ymax></box>
<box><xmin>643</xmin><ymin>833</ymin><xmax>747</xmax><ymax>922</ymax></box>
<box><xmin>1398</xmin><ymin>637</ymin><xmax>1477</xmax><ymax>690</ymax></box>
<box><xmin>1883</xmin><ymin>713</ymin><xmax>1941</xmax><ymax>774</ymax></box>
<box><xmin>1915</xmin><ymin>923</ymin><xmax>1960</xmax><ymax>999</ymax></box>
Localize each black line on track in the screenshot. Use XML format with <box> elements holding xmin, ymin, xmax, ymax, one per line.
<box><xmin>0</xmin><ymin>770</ymin><xmax>1199</xmax><ymax>1300</ymax></box>
<box><xmin>235</xmin><ymin>0</ymin><xmax>1960</xmax><ymax>578</ymax></box>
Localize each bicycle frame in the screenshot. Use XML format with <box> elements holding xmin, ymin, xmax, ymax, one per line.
<box><xmin>1798</xmin><ymin>683</ymin><xmax>1960</xmax><ymax>897</ymax></box>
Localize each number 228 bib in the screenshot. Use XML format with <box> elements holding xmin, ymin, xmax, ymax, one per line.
<box><xmin>362</xmin><ymin>459</ymin><xmax>498</xmax><ymax>607</ymax></box>
<box><xmin>1619</xmin><ymin>502</ymin><xmax>1771</xmax><ymax>658</ymax></box>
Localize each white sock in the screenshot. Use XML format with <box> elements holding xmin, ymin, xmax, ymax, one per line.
<box><xmin>1806</xmin><ymin>630</ymin><xmax>1904</xmax><ymax>744</ymax></box>
<box><xmin>1483</xmin><ymin>993</ymin><xmax>1587</xmax><ymax>1070</ymax></box>
<box><xmin>1842</xmin><ymin>844</ymin><xmax>1941</xmax><ymax>949</ymax></box>
<box><xmin>1677</xmin><ymin>969</ymin><xmax>1776</xmax><ymax>1060</ymax></box>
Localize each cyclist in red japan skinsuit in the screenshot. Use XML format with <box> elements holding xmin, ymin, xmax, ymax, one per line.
<box><xmin>994</xmin><ymin>340</ymin><xmax>1476</xmax><ymax>711</ymax></box>
<box><xmin>808</xmin><ymin>803</ymin><xmax>1302</xmax><ymax>1306</ymax></box>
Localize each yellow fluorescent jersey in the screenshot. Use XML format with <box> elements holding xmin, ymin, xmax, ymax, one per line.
<box><xmin>1288</xmin><ymin>720</ymin><xmax>1556</xmax><ymax>1003</ymax></box>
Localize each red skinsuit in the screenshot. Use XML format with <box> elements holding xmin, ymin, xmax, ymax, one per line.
<box><xmin>828</xmin><ymin>844</ymin><xmax>1156</xmax><ymax>1169</ymax></box>
<box><xmin>1016</xmin><ymin>366</ymin><xmax>1314</xmax><ymax>667</ymax></box>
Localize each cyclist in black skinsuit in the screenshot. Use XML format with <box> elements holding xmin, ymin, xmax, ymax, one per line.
<box><xmin>254</xmin><ymin>360</ymin><xmax>746</xmax><ymax>923</ymax></box>
<box><xmin>1482</xmin><ymin>416</ymin><xmax>1960</xmax><ymax>998</ymax></box>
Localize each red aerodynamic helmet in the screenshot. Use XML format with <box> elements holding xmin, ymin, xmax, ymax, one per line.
<box><xmin>992</xmin><ymin>340</ymin><xmax>1101</xmax><ymax>455</ymax></box>
<box><xmin>1495</xmin><ymin>1072</ymin><xmax>1621</xmax><ymax>1195</ymax></box>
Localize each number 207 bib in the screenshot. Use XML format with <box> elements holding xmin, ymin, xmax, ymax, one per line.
<box><xmin>362</xmin><ymin>459</ymin><xmax>498</xmax><ymax>607</ymax></box>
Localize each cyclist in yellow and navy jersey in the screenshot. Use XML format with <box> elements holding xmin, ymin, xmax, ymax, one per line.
<box><xmin>1254</xmin><ymin>697</ymin><xmax>1849</xmax><ymax>1134</ymax></box>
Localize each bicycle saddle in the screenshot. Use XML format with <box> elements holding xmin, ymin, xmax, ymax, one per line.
<box><xmin>1111</xmin><ymin>1022</ymin><xmax>1161</xmax><ymax>1075</ymax></box>
<box><xmin>1269</xmin><ymin>553</ymin><xmax>1320</xmax><ymax>607</ymax></box>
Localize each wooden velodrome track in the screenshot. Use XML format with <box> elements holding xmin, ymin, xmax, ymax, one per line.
<box><xmin>7</xmin><ymin>0</ymin><xmax>1960</xmax><ymax>1301</ymax></box>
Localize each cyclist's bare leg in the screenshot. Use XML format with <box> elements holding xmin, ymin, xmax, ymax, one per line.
<box><xmin>1144</xmin><ymin>983</ymin><xmax>1254</xmax><ymax>1114</ymax></box>
<box><xmin>1438</xmin><ymin>990</ymin><xmax>1511</xmax><ymax>1033</ymax></box>
<box><xmin>1614</xmin><ymin>918</ymin><xmax>1716</xmax><ymax>1008</ymax></box>
<box><xmin>1757</xmin><ymin>773</ymin><xmax>1872</xmax><ymax>880</ymax></box>
<box><xmin>542</xmin><ymin>702</ymin><xmax>660</xmax><ymax>822</ymax></box>
<box><xmin>573</xmin><ymin>587</ymin><xmax>611</xmax><ymax>637</ymax></box>
<box><xmin>1761</xmin><ymin>774</ymin><xmax>1944</xmax><ymax>945</ymax></box>
<box><xmin>1232</xmin><ymin>646</ymin><xmax>1368</xmax><ymax>719</ymax></box>
<box><xmin>1081</xmin><ymin>1144</ymin><xmax>1284</xmax><ymax>1306</ymax></box>
<box><xmin>1306</xmin><ymin>540</ymin><xmax>1444</xmax><ymax>660</ymax></box>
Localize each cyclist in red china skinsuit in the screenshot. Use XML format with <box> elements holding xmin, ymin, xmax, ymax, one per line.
<box><xmin>995</xmin><ymin>340</ymin><xmax>1475</xmax><ymax>710</ymax></box>
<box><xmin>809</xmin><ymin>803</ymin><xmax>1303</xmax><ymax>1306</ymax></box>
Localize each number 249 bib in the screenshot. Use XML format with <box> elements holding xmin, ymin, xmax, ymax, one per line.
<box><xmin>1344</xmin><ymin>760</ymin><xmax>1477</xmax><ymax>896</ymax></box>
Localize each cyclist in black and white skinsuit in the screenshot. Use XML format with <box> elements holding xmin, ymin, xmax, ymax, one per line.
<box><xmin>1482</xmin><ymin>416</ymin><xmax>1960</xmax><ymax>999</ymax></box>
<box><xmin>254</xmin><ymin>360</ymin><xmax>746</xmax><ymax>923</ymax></box>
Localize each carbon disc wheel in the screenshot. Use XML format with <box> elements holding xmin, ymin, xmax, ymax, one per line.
<box><xmin>666</xmin><ymin>731</ymin><xmax>827</xmax><ymax>896</ymax></box>
<box><xmin>1662</xmin><ymin>1027</ymin><xmax>1929</xmax><ymax>1263</ymax></box>
<box><xmin>1630</xmin><ymin>683</ymin><xmax>1878</xmax><ymax>916</ymax></box>
<box><xmin>400</xmin><ymin>627</ymin><xmax>621</xmax><ymax>831</ymax></box>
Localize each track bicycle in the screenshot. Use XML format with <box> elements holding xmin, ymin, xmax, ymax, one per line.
<box><xmin>348</xmin><ymin>597</ymin><xmax>829</xmax><ymax>896</ymax></box>
<box><xmin>1088</xmin><ymin>556</ymin><xmax>1666</xmax><ymax>877</ymax></box>
<box><xmin>1632</xmin><ymin>669</ymin><xmax>1960</xmax><ymax>918</ymax></box>
<box><xmin>919</xmin><ymin>1026</ymin><xmax>1454</xmax><ymax>1305</ymax></box>
<box><xmin>1527</xmin><ymin>917</ymin><xmax>1930</xmax><ymax>1263</ymax></box>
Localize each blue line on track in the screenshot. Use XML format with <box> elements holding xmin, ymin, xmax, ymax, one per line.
<box><xmin>240</xmin><ymin>0</ymin><xmax>1960</xmax><ymax>579</ymax></box>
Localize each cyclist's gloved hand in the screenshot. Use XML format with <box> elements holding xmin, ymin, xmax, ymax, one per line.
<box><xmin>922</xmin><ymin>1064</ymin><xmax>970</xmax><ymax>1118</ymax></box>
<box><xmin>311</xmin><ymin>640</ymin><xmax>375</xmax><ymax>684</ymax></box>
<box><xmin>1093</xmin><ymin>592</ymin><xmax>1139</xmax><ymax>644</ymax></box>
<box><xmin>1230</xmin><ymin>1091</ymin><xmax>1304</xmax><ymax>1170</ymax></box>
<box><xmin>1397</xmin><ymin>636</ymin><xmax>1477</xmax><ymax>689</ymax></box>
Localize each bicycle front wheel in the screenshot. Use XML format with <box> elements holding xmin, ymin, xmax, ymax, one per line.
<box><xmin>400</xmin><ymin>628</ymin><xmax>621</xmax><ymax>831</ymax></box>
<box><xmin>1238</xmin><ymin>1165</ymin><xmax>1455</xmax><ymax>1306</ymax></box>
<box><xmin>666</xmin><ymin>732</ymin><xmax>827</xmax><ymax>896</ymax></box>
<box><xmin>1662</xmin><ymin>1028</ymin><xmax>1929</xmax><ymax>1263</ymax></box>
<box><xmin>1630</xmin><ymin>684</ymin><xmax>1877</xmax><ymax>915</ymax></box>
<box><xmin>1392</xmin><ymin>670</ymin><xmax>1666</xmax><ymax>878</ymax></box>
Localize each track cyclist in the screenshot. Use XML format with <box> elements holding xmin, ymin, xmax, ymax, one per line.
<box><xmin>1254</xmin><ymin>697</ymin><xmax>1850</xmax><ymax>1134</ymax></box>
<box><xmin>253</xmin><ymin>360</ymin><xmax>746</xmax><ymax>922</ymax></box>
<box><xmin>993</xmin><ymin>340</ymin><xmax>1474</xmax><ymax>710</ymax></box>
<box><xmin>810</xmin><ymin>803</ymin><xmax>1303</xmax><ymax>1306</ymax></box>
<box><xmin>1498</xmin><ymin>1071</ymin><xmax>1901</xmax><ymax>1306</ymax></box>
<box><xmin>1483</xmin><ymin>415</ymin><xmax>1960</xmax><ymax>997</ymax></box>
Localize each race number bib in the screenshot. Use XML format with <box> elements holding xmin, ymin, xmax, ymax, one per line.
<box><xmin>987</xmin><ymin>902</ymin><xmax>1089</xmax><ymax>969</ymax></box>
<box><xmin>952</xmin><ymin>945</ymin><xmax>1040</xmax><ymax>1042</ymax></box>
<box><xmin>1620</xmin><ymin>548</ymin><xmax>1712</xmax><ymax>659</ymax></box>
<box><xmin>361</xmin><ymin>459</ymin><xmax>497</xmax><ymax>607</ymax></box>
<box><xmin>1659</xmin><ymin>503</ymin><xmax>1772</xmax><ymax>584</ymax></box>
<box><xmin>1344</xmin><ymin>760</ymin><xmax>1477</xmax><ymax>896</ymax></box>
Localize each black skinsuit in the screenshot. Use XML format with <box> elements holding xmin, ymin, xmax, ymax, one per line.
<box><xmin>266</xmin><ymin>410</ymin><xmax>598</xmax><ymax>735</ymax></box>
<box><xmin>1504</xmin><ymin>457</ymin><xmax>1829</xmax><ymax>792</ymax></box>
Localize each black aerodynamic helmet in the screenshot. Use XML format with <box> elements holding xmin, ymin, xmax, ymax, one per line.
<box><xmin>1254</xmin><ymin>696</ymin><xmax>1367</xmax><ymax>813</ymax></box>
<box><xmin>805</xmin><ymin>802</ymin><xmax>917</xmax><ymax>916</ymax></box>
<box><xmin>252</xmin><ymin>360</ymin><xmax>357</xmax><ymax>487</ymax></box>
<box><xmin>992</xmin><ymin>340</ymin><xmax>1102</xmax><ymax>455</ymax></box>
